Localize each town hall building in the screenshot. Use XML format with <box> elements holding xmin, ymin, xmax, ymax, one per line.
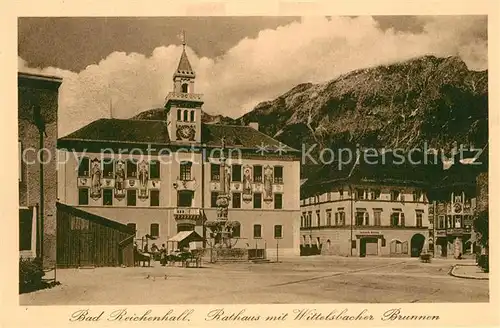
<box><xmin>57</xmin><ymin>42</ymin><xmax>302</xmax><ymax>261</ymax></box>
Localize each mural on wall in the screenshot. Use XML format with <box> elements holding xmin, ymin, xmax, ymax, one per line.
<box><xmin>242</xmin><ymin>165</ymin><xmax>253</xmax><ymax>202</ymax></box>
<box><xmin>225</xmin><ymin>166</ymin><xmax>231</xmax><ymax>193</ymax></box>
<box><xmin>114</xmin><ymin>160</ymin><xmax>125</xmax><ymax>199</ymax></box>
<box><xmin>138</xmin><ymin>160</ymin><xmax>149</xmax><ymax>200</ymax></box>
<box><xmin>263</xmin><ymin>165</ymin><xmax>273</xmax><ymax>202</ymax></box>
<box><xmin>90</xmin><ymin>158</ymin><xmax>102</xmax><ymax>200</ymax></box>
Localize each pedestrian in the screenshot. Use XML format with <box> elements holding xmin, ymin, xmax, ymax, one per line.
<box><xmin>160</xmin><ymin>244</ymin><xmax>167</xmax><ymax>266</ymax></box>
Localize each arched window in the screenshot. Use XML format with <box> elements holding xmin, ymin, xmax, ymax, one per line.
<box><xmin>190</xmin><ymin>110</ymin><xmax>195</xmax><ymax>122</ymax></box>
<box><xmin>183</xmin><ymin>110</ymin><xmax>188</xmax><ymax>122</ymax></box>
<box><xmin>177</xmin><ymin>109</ymin><xmax>182</xmax><ymax>121</ymax></box>
<box><xmin>181</xmin><ymin>83</ymin><xmax>188</xmax><ymax>93</ymax></box>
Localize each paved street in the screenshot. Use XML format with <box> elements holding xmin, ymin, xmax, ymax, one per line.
<box><xmin>20</xmin><ymin>256</ymin><xmax>488</xmax><ymax>305</ymax></box>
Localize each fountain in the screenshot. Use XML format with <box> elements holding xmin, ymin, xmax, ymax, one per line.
<box><xmin>205</xmin><ymin>137</ymin><xmax>244</xmax><ymax>261</ymax></box>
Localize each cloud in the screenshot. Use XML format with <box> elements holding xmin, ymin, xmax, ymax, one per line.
<box><xmin>18</xmin><ymin>16</ymin><xmax>488</xmax><ymax>137</ymax></box>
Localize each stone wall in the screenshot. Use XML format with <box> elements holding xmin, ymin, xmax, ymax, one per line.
<box><xmin>18</xmin><ymin>73</ymin><xmax>62</xmax><ymax>266</ymax></box>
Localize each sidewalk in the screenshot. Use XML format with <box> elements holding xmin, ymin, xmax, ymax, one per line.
<box><xmin>450</xmin><ymin>264</ymin><xmax>489</xmax><ymax>280</ymax></box>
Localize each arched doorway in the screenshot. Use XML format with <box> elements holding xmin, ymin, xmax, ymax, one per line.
<box><xmin>410</xmin><ymin>233</ymin><xmax>425</xmax><ymax>257</ymax></box>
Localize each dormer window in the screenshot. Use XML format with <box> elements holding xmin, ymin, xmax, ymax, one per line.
<box><xmin>181</xmin><ymin>83</ymin><xmax>188</xmax><ymax>93</ymax></box>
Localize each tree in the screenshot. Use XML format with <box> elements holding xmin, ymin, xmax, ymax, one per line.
<box><xmin>473</xmin><ymin>208</ymin><xmax>488</xmax><ymax>272</ymax></box>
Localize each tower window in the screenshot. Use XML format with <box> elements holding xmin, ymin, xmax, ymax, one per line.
<box><xmin>190</xmin><ymin>110</ymin><xmax>195</xmax><ymax>122</ymax></box>
<box><xmin>177</xmin><ymin>109</ymin><xmax>182</xmax><ymax>121</ymax></box>
<box><xmin>183</xmin><ymin>110</ymin><xmax>188</xmax><ymax>122</ymax></box>
<box><xmin>181</xmin><ymin>83</ymin><xmax>188</xmax><ymax>93</ymax></box>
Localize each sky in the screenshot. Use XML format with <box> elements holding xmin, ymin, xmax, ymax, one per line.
<box><xmin>18</xmin><ymin>16</ymin><xmax>488</xmax><ymax>137</ymax></box>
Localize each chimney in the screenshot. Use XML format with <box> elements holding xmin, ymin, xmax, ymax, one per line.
<box><xmin>248</xmin><ymin>122</ymin><xmax>259</xmax><ymax>131</ymax></box>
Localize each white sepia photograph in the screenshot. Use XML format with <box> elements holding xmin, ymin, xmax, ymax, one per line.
<box><xmin>16</xmin><ymin>14</ymin><xmax>490</xmax><ymax>311</ymax></box>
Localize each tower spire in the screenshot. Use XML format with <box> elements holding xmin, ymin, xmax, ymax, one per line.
<box><xmin>174</xmin><ymin>30</ymin><xmax>195</xmax><ymax>79</ymax></box>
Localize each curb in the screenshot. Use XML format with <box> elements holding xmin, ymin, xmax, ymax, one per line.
<box><xmin>449</xmin><ymin>264</ymin><xmax>489</xmax><ymax>280</ymax></box>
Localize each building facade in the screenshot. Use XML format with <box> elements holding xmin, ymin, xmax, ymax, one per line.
<box><xmin>300</xmin><ymin>155</ymin><xmax>431</xmax><ymax>257</ymax></box>
<box><xmin>57</xmin><ymin>45</ymin><xmax>301</xmax><ymax>258</ymax></box>
<box><xmin>428</xmin><ymin>150</ymin><xmax>488</xmax><ymax>258</ymax></box>
<box><xmin>19</xmin><ymin>72</ymin><xmax>62</xmax><ymax>264</ymax></box>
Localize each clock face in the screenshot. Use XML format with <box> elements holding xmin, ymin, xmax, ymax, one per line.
<box><xmin>454</xmin><ymin>202</ymin><xmax>462</xmax><ymax>213</ymax></box>
<box><xmin>176</xmin><ymin>124</ymin><xmax>196</xmax><ymax>141</ymax></box>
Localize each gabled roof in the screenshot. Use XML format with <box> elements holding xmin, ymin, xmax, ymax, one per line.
<box><xmin>58</xmin><ymin>118</ymin><xmax>298</xmax><ymax>152</ymax></box>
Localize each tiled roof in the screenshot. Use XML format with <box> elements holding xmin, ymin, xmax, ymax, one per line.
<box><xmin>58</xmin><ymin>118</ymin><xmax>298</xmax><ymax>152</ymax></box>
<box><xmin>59</xmin><ymin>119</ymin><xmax>170</xmax><ymax>144</ymax></box>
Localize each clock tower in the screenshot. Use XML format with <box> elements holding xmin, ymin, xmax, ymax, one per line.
<box><xmin>165</xmin><ymin>34</ymin><xmax>203</xmax><ymax>144</ymax></box>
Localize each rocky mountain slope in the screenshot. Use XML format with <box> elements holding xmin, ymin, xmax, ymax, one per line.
<box><xmin>132</xmin><ymin>107</ymin><xmax>237</xmax><ymax>125</ymax></box>
<box><xmin>237</xmin><ymin>55</ymin><xmax>488</xmax><ymax>156</ymax></box>
<box><xmin>133</xmin><ymin>56</ymin><xmax>487</xmax><ymax>178</ymax></box>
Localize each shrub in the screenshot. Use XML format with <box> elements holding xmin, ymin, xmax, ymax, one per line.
<box><xmin>19</xmin><ymin>257</ymin><xmax>45</xmax><ymax>293</ymax></box>
<box><xmin>476</xmin><ymin>254</ymin><xmax>489</xmax><ymax>273</ymax></box>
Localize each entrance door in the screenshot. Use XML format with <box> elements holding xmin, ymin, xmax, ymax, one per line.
<box><xmin>360</xmin><ymin>239</ymin><xmax>366</xmax><ymax>257</ymax></box>
<box><xmin>410</xmin><ymin>233</ymin><xmax>426</xmax><ymax>257</ymax></box>
<box><xmin>365</xmin><ymin>238</ymin><xmax>378</xmax><ymax>256</ymax></box>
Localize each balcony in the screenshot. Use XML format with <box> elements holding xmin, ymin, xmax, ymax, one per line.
<box><xmin>174</xmin><ymin>179</ymin><xmax>197</xmax><ymax>192</ymax></box>
<box><xmin>174</xmin><ymin>207</ymin><xmax>201</xmax><ymax>226</ymax></box>
<box><xmin>165</xmin><ymin>92</ymin><xmax>203</xmax><ymax>103</ymax></box>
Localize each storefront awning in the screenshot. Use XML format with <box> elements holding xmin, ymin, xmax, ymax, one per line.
<box><xmin>168</xmin><ymin>231</ymin><xmax>203</xmax><ymax>243</ymax></box>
